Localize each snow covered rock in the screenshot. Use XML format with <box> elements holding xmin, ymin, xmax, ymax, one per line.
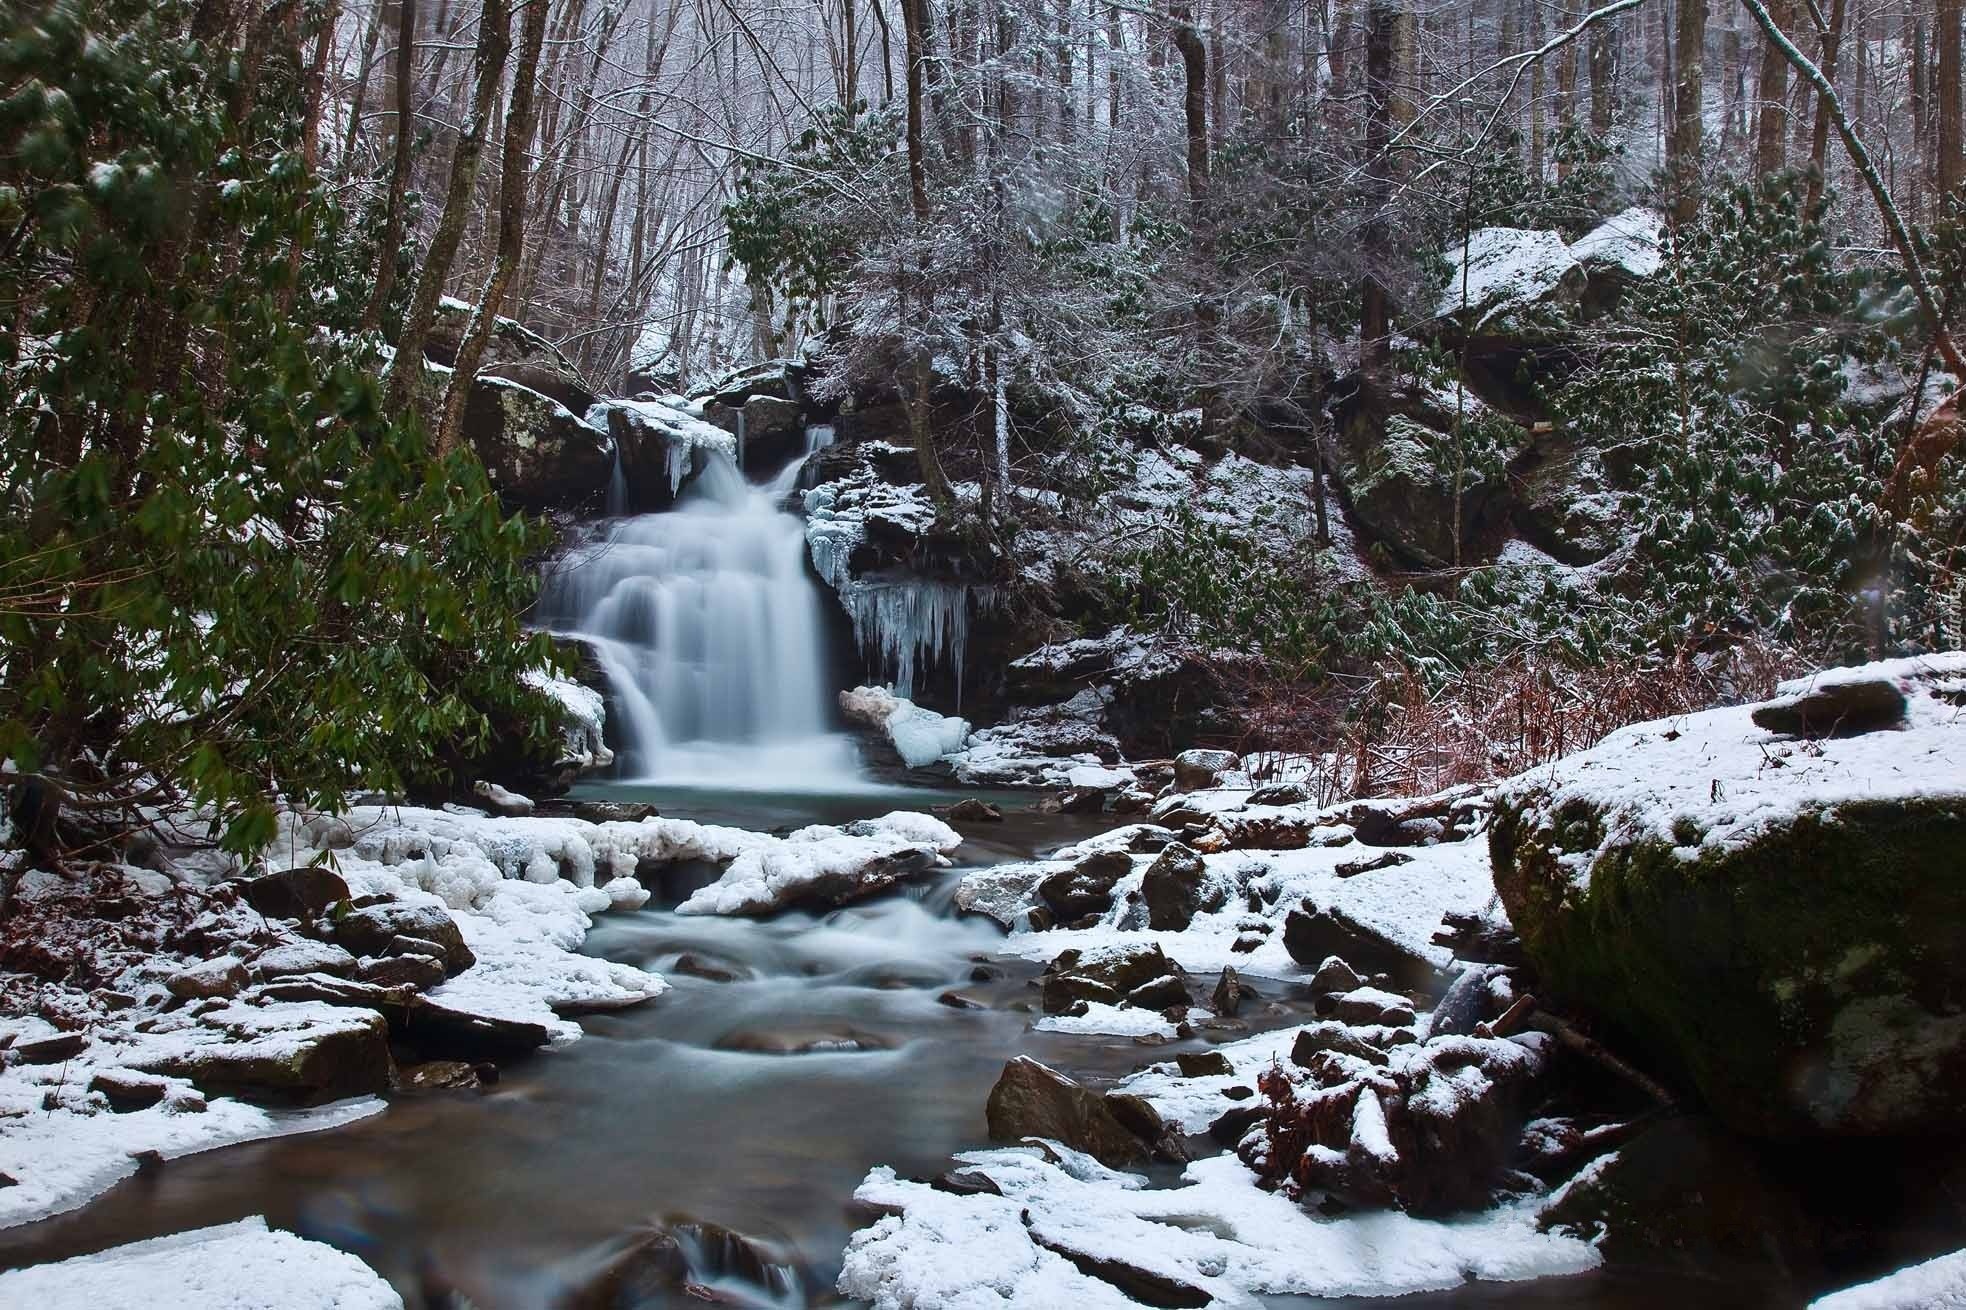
<box><xmin>839</xmin><ymin>685</ymin><xmax>971</xmax><ymax>769</ymax></box>
<box><xmin>0</xmin><ymin>1216</ymin><xmax>403</xmax><ymax>1309</ymax></box>
<box><xmin>1812</xmin><ymin>1247</ymin><xmax>1966</xmax><ymax>1309</ymax></box>
<box><xmin>1491</xmin><ymin>653</ymin><xmax>1966</xmax><ymax>1137</ymax></box>
<box><xmin>463</xmin><ymin>374</ymin><xmax>615</xmax><ymax>512</ymax></box>
<box><xmin>672</xmin><ymin>810</ymin><xmax>963</xmax><ymax>915</ymax></box>
<box><xmin>596</xmin><ymin>393</ymin><xmax>738</xmax><ymax>509</ymax></box>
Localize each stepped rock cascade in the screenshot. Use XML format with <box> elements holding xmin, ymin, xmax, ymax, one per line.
<box><xmin>539</xmin><ymin>441</ymin><xmax>862</xmax><ymax>787</ymax></box>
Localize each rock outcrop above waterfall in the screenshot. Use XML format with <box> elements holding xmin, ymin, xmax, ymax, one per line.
<box><xmin>1490</xmin><ymin>653</ymin><xmax>1966</xmax><ymax>1138</ymax></box>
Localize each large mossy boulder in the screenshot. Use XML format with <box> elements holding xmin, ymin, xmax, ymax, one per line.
<box><xmin>462</xmin><ymin>377</ymin><xmax>613</xmax><ymax>512</ymax></box>
<box><xmin>1491</xmin><ymin>654</ymin><xmax>1966</xmax><ymax>1138</ymax></box>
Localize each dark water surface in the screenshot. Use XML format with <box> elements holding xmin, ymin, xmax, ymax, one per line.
<box><xmin>0</xmin><ymin>787</ymin><xmax>1802</xmax><ymax>1308</ymax></box>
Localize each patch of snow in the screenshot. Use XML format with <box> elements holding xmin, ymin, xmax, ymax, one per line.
<box><xmin>1568</xmin><ymin>206</ymin><xmax>1666</xmax><ymax>279</ymax></box>
<box><xmin>0</xmin><ymin>1216</ymin><xmax>402</xmax><ymax>1309</ymax></box>
<box><xmin>1438</xmin><ymin>227</ymin><xmax>1580</xmax><ymax>321</ymax></box>
<box><xmin>1033</xmin><ymin>1002</ymin><xmax>1180</xmax><ymax>1039</ymax></box>
<box><xmin>1811</xmin><ymin>1247</ymin><xmax>1966</xmax><ymax>1309</ymax></box>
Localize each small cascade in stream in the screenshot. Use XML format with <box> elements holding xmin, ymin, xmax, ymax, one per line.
<box><xmin>539</xmin><ymin>438</ymin><xmax>862</xmax><ymax>787</ymax></box>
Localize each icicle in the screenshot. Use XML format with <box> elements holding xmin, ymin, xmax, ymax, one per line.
<box><xmin>837</xmin><ymin>579</ymin><xmax>993</xmax><ymax>703</ymax></box>
<box><xmin>606</xmin><ymin>441</ymin><xmax>628</xmax><ymax>516</ymax></box>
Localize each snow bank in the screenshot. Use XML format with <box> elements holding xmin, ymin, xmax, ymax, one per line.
<box><xmin>1492</xmin><ymin>652</ymin><xmax>1966</xmax><ymax>892</ymax></box>
<box><xmin>0</xmin><ymin>1216</ymin><xmax>402</xmax><ymax>1309</ymax></box>
<box><xmin>1812</xmin><ymin>1247</ymin><xmax>1966</xmax><ymax>1309</ymax></box>
<box><xmin>839</xmin><ymin>1147</ymin><xmax>1599</xmax><ymax>1308</ymax></box>
<box><xmin>1569</xmin><ymin>206</ymin><xmax>1665</xmax><ymax>279</ymax></box>
<box><xmin>672</xmin><ymin>810</ymin><xmax>963</xmax><ymax>915</ymax></box>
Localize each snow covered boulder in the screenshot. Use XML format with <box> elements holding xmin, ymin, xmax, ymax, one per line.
<box><xmin>463</xmin><ymin>375</ymin><xmax>615</xmax><ymax>512</ymax></box>
<box><xmin>840</xmin><ymin>685</ymin><xmax>970</xmax><ymax>769</ymax></box>
<box><xmin>1491</xmin><ymin>654</ymin><xmax>1966</xmax><ymax>1138</ymax></box>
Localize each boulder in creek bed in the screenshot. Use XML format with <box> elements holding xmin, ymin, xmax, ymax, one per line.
<box><xmin>88</xmin><ymin>1069</ymin><xmax>170</xmax><ymax>1112</ymax></box>
<box><xmin>1037</xmin><ymin>850</ymin><xmax>1133</xmax><ymax>921</ymax></box>
<box><xmin>572</xmin><ymin>800</ymin><xmax>660</xmax><ymax>824</ymax></box>
<box><xmin>1041</xmin><ymin>943</ymin><xmax>1185</xmax><ymax>1015</ymax></box>
<box><xmin>1283</xmin><ymin>902</ymin><xmax>1438</xmax><ymax>990</ymax></box>
<box><xmin>946</xmin><ymin>797</ymin><xmax>1004</xmax><ymax>822</ymax></box>
<box><xmin>1490</xmin><ymin>653</ymin><xmax>1966</xmax><ymax>1138</ymax></box>
<box><xmin>399</xmin><ymin>995</ymin><xmax>552</xmax><ymax>1060</ymax></box>
<box><xmin>985</xmin><ymin>1056</ymin><xmax>1150</xmax><ymax>1168</ymax></box>
<box><xmin>234</xmin><ymin>866</ymin><xmax>351</xmax><ymax>920</ymax></box>
<box><xmin>1140</xmin><ymin>842</ymin><xmax>1222</xmax><ymax>931</ymax></box>
<box><xmin>1173</xmin><ymin>749</ymin><xmax>1239</xmax><ymax>792</ymax></box>
<box><xmin>136</xmin><ymin>1005</ymin><xmax>393</xmax><ymax>1103</ymax></box>
<box><xmin>462</xmin><ymin>376</ymin><xmax>614</xmax><ymax>513</ymax></box>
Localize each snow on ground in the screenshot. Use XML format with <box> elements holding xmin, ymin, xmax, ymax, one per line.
<box><xmin>1112</xmin><ymin>1025</ymin><xmax>1304</xmax><ymax>1133</ymax></box>
<box><xmin>0</xmin><ymin>1216</ymin><xmax>402</xmax><ymax>1309</ymax></box>
<box><xmin>839</xmin><ymin>1146</ymin><xmax>1600</xmax><ymax>1308</ymax></box>
<box><xmin>1033</xmin><ymin>1002</ymin><xmax>1184</xmax><ymax>1040</ymax></box>
<box><xmin>1811</xmin><ymin>1247</ymin><xmax>1966</xmax><ymax>1309</ymax></box>
<box><xmin>1493</xmin><ymin>652</ymin><xmax>1966</xmax><ymax>891</ymax></box>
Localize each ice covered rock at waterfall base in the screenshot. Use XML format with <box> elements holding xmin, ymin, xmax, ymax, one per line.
<box><xmin>840</xmin><ymin>685</ymin><xmax>972</xmax><ymax>769</ymax></box>
<box><xmin>600</xmin><ymin>394</ymin><xmax>739</xmax><ymax>498</ymax></box>
<box><xmin>837</xmin><ymin>1148</ymin><xmax>1598</xmax><ymax>1308</ymax></box>
<box><xmin>673</xmin><ymin>810</ymin><xmax>963</xmax><ymax>916</ymax></box>
<box><xmin>1811</xmin><ymin>1247</ymin><xmax>1966</xmax><ymax>1309</ymax></box>
<box><xmin>523</xmin><ymin>668</ymin><xmax>614</xmax><ymax>773</ymax></box>
<box><xmin>0</xmin><ymin>1216</ymin><xmax>403</xmax><ymax>1309</ymax></box>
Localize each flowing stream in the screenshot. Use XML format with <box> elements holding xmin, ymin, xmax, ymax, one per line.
<box><xmin>0</xmin><ymin>450</ymin><xmax>1788</xmax><ymax>1308</ymax></box>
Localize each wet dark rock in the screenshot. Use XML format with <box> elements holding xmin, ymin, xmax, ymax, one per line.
<box><xmin>88</xmin><ymin>1069</ymin><xmax>168</xmax><ymax>1112</ymax></box>
<box><xmin>1177</xmin><ymin>1050</ymin><xmax>1234</xmax><ymax>1077</ymax></box>
<box><xmin>14</xmin><ymin>1032</ymin><xmax>87</xmax><ymax>1064</ymax></box>
<box><xmin>1041</xmin><ymin>943</ymin><xmax>1185</xmax><ymax>1015</ymax></box>
<box><xmin>1751</xmin><ymin>678</ymin><xmax>1907</xmax><ymax>737</ymax></box>
<box><xmin>1212</xmin><ymin>966</ymin><xmax>1251</xmax><ymax>1017</ymax></box>
<box><xmin>235</xmin><ymin>866</ymin><xmax>351</xmax><ymax>920</ymax></box>
<box><xmin>673</xmin><ymin>953</ymin><xmax>748</xmax><ymax>983</ymax></box>
<box><xmin>936</xmin><ymin>990</ymin><xmax>986</xmax><ymax>1010</ymax></box>
<box><xmin>1223</xmin><ymin>1084</ymin><xmax>1255</xmax><ymax>1101</ymax></box>
<box><xmin>572</xmin><ymin>800</ymin><xmax>660</xmax><ymax>824</ymax></box>
<box><xmin>930</xmin><ymin>1168</ymin><xmax>1003</xmax><ymax>1197</ymax></box>
<box><xmin>946</xmin><ymin>798</ymin><xmax>1004</xmax><ymax>822</ymax></box>
<box><xmin>1041</xmin><ymin>974</ymin><xmax>1121</xmax><ymax>1013</ymax></box>
<box><xmin>1210</xmin><ymin>1102</ymin><xmax>1264</xmax><ymax>1146</ymax></box>
<box><xmin>1141</xmin><ymin>842</ymin><xmax>1216</xmax><ymax>931</ymax></box>
<box><xmin>330</xmin><ymin>902</ymin><xmax>475</xmax><ymax>977</ymax></box>
<box><xmin>1126</xmin><ymin>974</ymin><xmax>1191</xmax><ymax>1011</ymax></box>
<box><xmin>985</xmin><ymin>1056</ymin><xmax>1149</xmax><ymax>1168</ymax></box>
<box><xmin>402</xmin><ymin>995</ymin><xmax>551</xmax><ymax>1059</ymax></box>
<box><xmin>1291</xmin><ymin>1022</ymin><xmax>1395</xmax><ymax>1067</ymax></box>
<box><xmin>1057</xmin><ymin>786</ymin><xmax>1107</xmax><ymax>815</ymax></box>
<box><xmin>713</xmin><ymin>1027</ymin><xmax>893</xmax><ymax>1054</ymax></box>
<box><xmin>1308</xmin><ymin>955</ymin><xmax>1364</xmax><ymax>995</ymax></box>
<box><xmin>1038</xmin><ymin>850</ymin><xmax>1133</xmax><ymax>921</ymax></box>
<box><xmin>561</xmin><ymin>1217</ymin><xmax>804</xmax><ymax>1310</ymax></box>
<box><xmin>1335</xmin><ymin>850</ymin><xmax>1415</xmax><ymax>879</ymax></box>
<box><xmin>394</xmin><ymin>1060</ymin><xmax>483</xmax><ymax>1094</ymax></box>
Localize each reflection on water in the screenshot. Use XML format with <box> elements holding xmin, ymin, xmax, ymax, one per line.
<box><xmin>0</xmin><ymin>790</ymin><xmax>1798</xmax><ymax>1308</ymax></box>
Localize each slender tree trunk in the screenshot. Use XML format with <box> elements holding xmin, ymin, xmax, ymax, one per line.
<box><xmin>1555</xmin><ymin>0</ymin><xmax>1576</xmax><ymax>176</ymax></box>
<box><xmin>1755</xmin><ymin>0</ymin><xmax>1791</xmax><ymax>175</ymax></box>
<box><xmin>1807</xmin><ymin>0</ymin><xmax>1848</xmax><ymax>208</ymax></box>
<box><xmin>341</xmin><ymin>0</ymin><xmax>387</xmax><ymax>167</ymax></box>
<box><xmin>1939</xmin><ymin>0</ymin><xmax>1963</xmax><ymax>195</ymax></box>
<box><xmin>362</xmin><ymin>0</ymin><xmax>419</xmax><ymax>331</ymax></box>
<box><xmin>1667</xmin><ymin>0</ymin><xmax>1706</xmax><ymax>224</ymax></box>
<box><xmin>1172</xmin><ymin>0</ymin><xmax>1209</xmax><ymax>204</ymax></box>
<box><xmin>1588</xmin><ymin>13</ymin><xmax>1614</xmax><ymax>134</ymax></box>
<box><xmin>899</xmin><ymin>0</ymin><xmax>952</xmax><ymax>506</ymax></box>
<box><xmin>1359</xmin><ymin>0</ymin><xmax>1394</xmax><ymax>394</ymax></box>
<box><xmin>382</xmin><ymin>0</ymin><xmax>513</xmax><ymax>417</ymax></box>
<box><xmin>436</xmin><ymin>0</ymin><xmax>552</xmax><ymax>457</ymax></box>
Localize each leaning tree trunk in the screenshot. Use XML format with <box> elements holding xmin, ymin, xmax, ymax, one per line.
<box><xmin>435</xmin><ymin>0</ymin><xmax>553</xmax><ymax>458</ymax></box>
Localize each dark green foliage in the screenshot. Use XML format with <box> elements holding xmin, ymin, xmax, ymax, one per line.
<box><xmin>0</xmin><ymin>0</ymin><xmax>562</xmax><ymax>854</ymax></box>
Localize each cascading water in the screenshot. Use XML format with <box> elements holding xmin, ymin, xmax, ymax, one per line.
<box><xmin>539</xmin><ymin>437</ymin><xmax>862</xmax><ymax>787</ymax></box>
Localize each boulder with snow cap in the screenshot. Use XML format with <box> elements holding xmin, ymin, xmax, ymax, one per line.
<box><xmin>1140</xmin><ymin>841</ymin><xmax>1228</xmax><ymax>930</ymax></box>
<box><xmin>1492</xmin><ymin>654</ymin><xmax>1966</xmax><ymax>1138</ymax></box>
<box><xmin>1038</xmin><ymin>850</ymin><xmax>1133</xmax><ymax>921</ymax></box>
<box><xmin>1173</xmin><ymin>749</ymin><xmax>1238</xmax><ymax>792</ymax></box>
<box><xmin>329</xmin><ymin>901</ymin><xmax>475</xmax><ymax>977</ymax></box>
<box><xmin>1284</xmin><ymin>901</ymin><xmax>1439</xmax><ymax>989</ymax></box>
<box><xmin>235</xmin><ymin>866</ymin><xmax>351</xmax><ymax>920</ymax></box>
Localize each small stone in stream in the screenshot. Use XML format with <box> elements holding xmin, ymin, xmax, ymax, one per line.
<box><xmin>1175</xmin><ymin>1022</ymin><xmax>1196</xmax><ymax>1039</ymax></box>
<box><xmin>673</xmin><ymin>953</ymin><xmax>746</xmax><ymax>983</ymax></box>
<box><xmin>1133</xmin><ymin>1032</ymin><xmax>1173</xmax><ymax>1046</ymax></box>
<box><xmin>1209</xmin><ymin>1103</ymin><xmax>1264</xmax><ymax>1146</ymax></box>
<box><xmin>355</xmin><ymin>952</ymin><xmax>447</xmax><ymax>992</ymax></box>
<box><xmin>1126</xmin><ymin>974</ymin><xmax>1191</xmax><ymax>1011</ymax></box>
<box><xmin>1231</xmin><ymin>933</ymin><xmax>1264</xmax><ymax>953</ymax></box>
<box><xmin>1112</xmin><ymin>789</ymin><xmax>1154</xmax><ymax>815</ymax></box>
<box><xmin>1212</xmin><ymin>967</ymin><xmax>1251</xmax><ymax>1017</ymax></box>
<box><xmin>1332</xmin><ymin>986</ymin><xmax>1418</xmax><ymax>1028</ymax></box>
<box><xmin>1058</xmin><ymin>786</ymin><xmax>1107</xmax><ymax>814</ymax></box>
<box><xmin>1750</xmin><ymin>676</ymin><xmax>1907</xmax><ymax>737</ymax></box>
<box><xmin>166</xmin><ymin>957</ymin><xmax>249</xmax><ymax>1001</ymax></box>
<box><xmin>572</xmin><ymin>800</ymin><xmax>659</xmax><ymax>824</ymax></box>
<box><xmin>1177</xmin><ymin>1051</ymin><xmax>1234</xmax><ymax>1078</ymax></box>
<box><xmin>1223</xmin><ymin>1084</ymin><xmax>1255</xmax><ymax>1101</ymax></box>
<box><xmin>713</xmin><ymin>1027</ymin><xmax>894</xmax><ymax>1055</ymax></box>
<box><xmin>937</xmin><ymin>990</ymin><xmax>985</xmax><ymax>1010</ymax></box>
<box><xmin>1335</xmin><ymin>850</ymin><xmax>1415</xmax><ymax>879</ymax></box>
<box><xmin>89</xmin><ymin>1069</ymin><xmax>169</xmax><ymax>1112</ymax></box>
<box><xmin>1023</xmin><ymin>905</ymin><xmax>1055</xmax><ymax>932</ymax></box>
<box><xmin>946</xmin><ymin>798</ymin><xmax>1004</xmax><ymax>822</ymax></box>
<box><xmin>930</xmin><ymin>1168</ymin><xmax>1003</xmax><ymax>1197</ymax></box>
<box><xmin>393</xmin><ymin>1060</ymin><xmax>482</xmax><ymax>1094</ymax></box>
<box><xmin>131</xmin><ymin>1149</ymin><xmax>166</xmax><ymax>1175</ymax></box>
<box><xmin>1038</xmin><ymin>850</ymin><xmax>1133</xmax><ymax>920</ymax></box>
<box><xmin>236</xmin><ymin>866</ymin><xmax>353</xmax><ymax>920</ymax></box>
<box><xmin>1035</xmin><ymin>795</ymin><xmax>1064</xmax><ymax>814</ymax></box>
<box><xmin>985</xmin><ymin>1056</ymin><xmax>1148</xmax><ymax>1168</ymax></box>
<box><xmin>1309</xmin><ymin>955</ymin><xmax>1365</xmax><ymax>995</ymax></box>
<box><xmin>403</xmin><ymin>995</ymin><xmax>551</xmax><ymax>1058</ymax></box>
<box><xmin>473</xmin><ymin>1062</ymin><xmax>500</xmax><ymax>1085</ymax></box>
<box><xmin>15</xmin><ymin>1032</ymin><xmax>87</xmax><ymax>1064</ymax></box>
<box><xmin>968</xmin><ymin>964</ymin><xmax>998</xmax><ymax>982</ymax></box>
<box><xmin>1291</xmin><ymin>1022</ymin><xmax>1393</xmax><ymax>1067</ymax></box>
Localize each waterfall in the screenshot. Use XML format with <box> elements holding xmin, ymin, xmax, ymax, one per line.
<box><xmin>538</xmin><ymin>448</ymin><xmax>861</xmax><ymax>787</ymax></box>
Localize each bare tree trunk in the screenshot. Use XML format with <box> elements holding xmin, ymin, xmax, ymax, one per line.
<box><xmin>1940</xmin><ymin>0</ymin><xmax>1963</xmax><ymax>195</ymax></box>
<box><xmin>382</xmin><ymin>0</ymin><xmax>513</xmax><ymax>417</ymax></box>
<box><xmin>899</xmin><ymin>0</ymin><xmax>952</xmax><ymax>507</ymax></box>
<box><xmin>1172</xmin><ymin>0</ymin><xmax>1209</xmax><ymax>204</ymax></box>
<box><xmin>1588</xmin><ymin>11</ymin><xmax>1614</xmax><ymax>134</ymax></box>
<box><xmin>341</xmin><ymin>0</ymin><xmax>387</xmax><ymax>167</ymax></box>
<box><xmin>1530</xmin><ymin>0</ymin><xmax>1546</xmax><ymax>177</ymax></box>
<box><xmin>1359</xmin><ymin>0</ymin><xmax>1394</xmax><ymax>394</ymax></box>
<box><xmin>362</xmin><ymin>0</ymin><xmax>419</xmax><ymax>331</ymax></box>
<box><xmin>1667</xmin><ymin>0</ymin><xmax>1706</xmax><ymax>224</ymax></box>
<box><xmin>1755</xmin><ymin>0</ymin><xmax>1791</xmax><ymax>175</ymax></box>
<box><xmin>1807</xmin><ymin>0</ymin><xmax>1848</xmax><ymax>208</ymax></box>
<box><xmin>1555</xmin><ymin>0</ymin><xmax>1576</xmax><ymax>176</ymax></box>
<box><xmin>437</xmin><ymin>0</ymin><xmax>552</xmax><ymax>457</ymax></box>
